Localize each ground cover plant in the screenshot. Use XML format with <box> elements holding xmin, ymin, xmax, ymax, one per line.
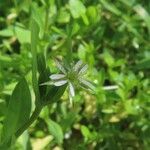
<box><xmin>0</xmin><ymin>0</ymin><xmax>150</xmax><ymax>149</ymax></box>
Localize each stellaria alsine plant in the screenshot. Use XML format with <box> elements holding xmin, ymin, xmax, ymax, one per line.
<box><xmin>42</xmin><ymin>59</ymin><xmax>95</xmax><ymax>105</ymax></box>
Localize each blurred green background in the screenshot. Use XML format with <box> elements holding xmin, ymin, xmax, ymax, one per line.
<box><xmin>0</xmin><ymin>0</ymin><xmax>150</xmax><ymax>149</ymax></box>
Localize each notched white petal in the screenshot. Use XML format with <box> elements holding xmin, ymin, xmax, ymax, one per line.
<box><xmin>55</xmin><ymin>59</ymin><xmax>67</xmax><ymax>74</ymax></box>
<box><xmin>78</xmin><ymin>64</ymin><xmax>88</xmax><ymax>75</ymax></box>
<box><xmin>69</xmin><ymin>82</ymin><xmax>75</xmax><ymax>97</ymax></box>
<box><xmin>50</xmin><ymin>74</ymin><xmax>66</xmax><ymax>80</ymax></box>
<box><xmin>79</xmin><ymin>78</ymin><xmax>95</xmax><ymax>90</ymax></box>
<box><xmin>73</xmin><ymin>60</ymin><xmax>83</xmax><ymax>72</ymax></box>
<box><xmin>103</xmin><ymin>85</ymin><xmax>118</xmax><ymax>90</ymax></box>
<box><xmin>53</xmin><ymin>80</ymin><xmax>68</xmax><ymax>86</ymax></box>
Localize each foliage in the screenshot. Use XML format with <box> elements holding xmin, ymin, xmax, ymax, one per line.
<box><xmin>0</xmin><ymin>0</ymin><xmax>150</xmax><ymax>149</ymax></box>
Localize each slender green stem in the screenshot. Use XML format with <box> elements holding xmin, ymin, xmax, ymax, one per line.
<box><xmin>44</xmin><ymin>5</ymin><xmax>49</xmax><ymax>33</ymax></box>
<box><xmin>66</xmin><ymin>36</ymin><xmax>72</xmax><ymax>65</ymax></box>
<box><xmin>15</xmin><ymin>106</ymin><xmax>42</xmax><ymax>138</ymax></box>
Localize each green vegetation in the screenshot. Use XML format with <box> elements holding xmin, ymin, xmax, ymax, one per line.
<box><xmin>0</xmin><ymin>0</ymin><xmax>150</xmax><ymax>149</ymax></box>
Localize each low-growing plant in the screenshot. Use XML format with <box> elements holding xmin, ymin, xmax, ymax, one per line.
<box><xmin>0</xmin><ymin>0</ymin><xmax>150</xmax><ymax>149</ymax></box>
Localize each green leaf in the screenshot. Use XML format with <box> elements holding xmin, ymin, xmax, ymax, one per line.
<box><xmin>0</xmin><ymin>100</ymin><xmax>6</xmax><ymax>117</ymax></box>
<box><xmin>134</xmin><ymin>5</ymin><xmax>150</xmax><ymax>33</ymax></box>
<box><xmin>17</xmin><ymin>131</ymin><xmax>32</xmax><ymax>150</ymax></box>
<box><xmin>69</xmin><ymin>0</ymin><xmax>86</xmax><ymax>18</ymax></box>
<box><xmin>0</xmin><ymin>25</ymin><xmax>31</xmax><ymax>44</ymax></box>
<box><xmin>87</xmin><ymin>6</ymin><xmax>100</xmax><ymax>24</ymax></box>
<box><xmin>100</xmin><ymin>0</ymin><xmax>121</xmax><ymax>16</ymax></box>
<box><xmin>78</xmin><ymin>44</ymin><xmax>86</xmax><ymax>60</ymax></box>
<box><xmin>37</xmin><ymin>53</ymin><xmax>50</xmax><ymax>100</ymax></box>
<box><xmin>31</xmin><ymin>2</ymin><xmax>45</xmax><ymax>38</ymax></box>
<box><xmin>70</xmin><ymin>22</ymin><xmax>80</xmax><ymax>36</ymax></box>
<box><xmin>31</xmin><ymin>17</ymin><xmax>40</xmax><ymax>106</ymax></box>
<box><xmin>119</xmin><ymin>0</ymin><xmax>135</xmax><ymax>7</ymax></box>
<box><xmin>57</xmin><ymin>8</ymin><xmax>70</xmax><ymax>23</ymax></box>
<box><xmin>46</xmin><ymin>119</ymin><xmax>63</xmax><ymax>144</ymax></box>
<box><xmin>60</xmin><ymin>112</ymin><xmax>77</xmax><ymax>132</ymax></box>
<box><xmin>81</xmin><ymin>125</ymin><xmax>91</xmax><ymax>140</ymax></box>
<box><xmin>81</xmin><ymin>13</ymin><xmax>89</xmax><ymax>25</ymax></box>
<box><xmin>0</xmin><ymin>28</ymin><xmax>14</xmax><ymax>37</ymax></box>
<box><xmin>14</xmin><ymin>25</ymin><xmax>31</xmax><ymax>44</ymax></box>
<box><xmin>102</xmin><ymin>50</ymin><xmax>114</xmax><ymax>67</ymax></box>
<box><xmin>37</xmin><ymin>53</ymin><xmax>46</xmax><ymax>74</ymax></box>
<box><xmin>2</xmin><ymin>78</ymin><xmax>31</xmax><ymax>143</ymax></box>
<box><xmin>38</xmin><ymin>68</ymin><xmax>50</xmax><ymax>99</ymax></box>
<box><xmin>0</xmin><ymin>143</ymin><xmax>10</xmax><ymax>150</ymax></box>
<box><xmin>43</xmin><ymin>85</ymin><xmax>66</xmax><ymax>105</ymax></box>
<box><xmin>134</xmin><ymin>59</ymin><xmax>150</xmax><ymax>70</ymax></box>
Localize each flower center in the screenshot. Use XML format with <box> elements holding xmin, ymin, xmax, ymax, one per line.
<box><xmin>67</xmin><ymin>70</ymin><xmax>78</xmax><ymax>82</ymax></box>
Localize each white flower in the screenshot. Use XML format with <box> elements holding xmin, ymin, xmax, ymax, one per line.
<box><xmin>48</xmin><ymin>59</ymin><xmax>95</xmax><ymax>105</ymax></box>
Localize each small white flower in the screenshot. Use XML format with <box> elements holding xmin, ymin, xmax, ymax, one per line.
<box><xmin>48</xmin><ymin>59</ymin><xmax>95</xmax><ymax>105</ymax></box>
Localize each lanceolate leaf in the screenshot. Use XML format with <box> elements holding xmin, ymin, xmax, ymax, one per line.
<box><xmin>46</xmin><ymin>119</ymin><xmax>64</xmax><ymax>144</ymax></box>
<box><xmin>43</xmin><ymin>85</ymin><xmax>67</xmax><ymax>105</ymax></box>
<box><xmin>69</xmin><ymin>0</ymin><xmax>86</xmax><ymax>18</ymax></box>
<box><xmin>2</xmin><ymin>78</ymin><xmax>31</xmax><ymax>143</ymax></box>
<box><xmin>31</xmin><ymin>16</ymin><xmax>40</xmax><ymax>105</ymax></box>
<box><xmin>37</xmin><ymin>53</ymin><xmax>46</xmax><ymax>74</ymax></box>
<box><xmin>38</xmin><ymin>68</ymin><xmax>50</xmax><ymax>100</ymax></box>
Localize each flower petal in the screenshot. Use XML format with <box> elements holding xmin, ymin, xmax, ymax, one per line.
<box><xmin>79</xmin><ymin>78</ymin><xmax>95</xmax><ymax>90</ymax></box>
<box><xmin>69</xmin><ymin>82</ymin><xmax>75</xmax><ymax>97</ymax></box>
<box><xmin>103</xmin><ymin>85</ymin><xmax>118</xmax><ymax>90</ymax></box>
<box><xmin>53</xmin><ymin>80</ymin><xmax>68</xmax><ymax>86</ymax></box>
<box><xmin>55</xmin><ymin>59</ymin><xmax>67</xmax><ymax>74</ymax></box>
<box><xmin>78</xmin><ymin>64</ymin><xmax>88</xmax><ymax>75</ymax></box>
<box><xmin>50</xmin><ymin>74</ymin><xmax>66</xmax><ymax>80</ymax></box>
<box><xmin>73</xmin><ymin>60</ymin><xmax>83</xmax><ymax>72</ymax></box>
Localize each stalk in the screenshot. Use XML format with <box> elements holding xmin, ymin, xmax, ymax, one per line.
<box><xmin>15</xmin><ymin>106</ymin><xmax>42</xmax><ymax>138</ymax></box>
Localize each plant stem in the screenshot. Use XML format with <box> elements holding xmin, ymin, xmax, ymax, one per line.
<box><xmin>66</xmin><ymin>36</ymin><xmax>72</xmax><ymax>65</ymax></box>
<box><xmin>44</xmin><ymin>6</ymin><xmax>49</xmax><ymax>33</ymax></box>
<box><xmin>15</xmin><ymin>106</ymin><xmax>42</xmax><ymax>138</ymax></box>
